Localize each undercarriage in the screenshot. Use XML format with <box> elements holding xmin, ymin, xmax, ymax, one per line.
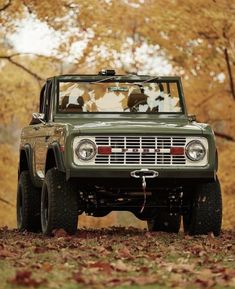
<box><xmin>76</xmin><ymin>177</ymin><xmax>192</xmax><ymax>220</ymax></box>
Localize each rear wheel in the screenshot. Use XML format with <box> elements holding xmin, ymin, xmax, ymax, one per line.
<box><xmin>41</xmin><ymin>168</ymin><xmax>78</xmax><ymax>235</ymax></box>
<box><xmin>183</xmin><ymin>177</ymin><xmax>222</xmax><ymax>236</ymax></box>
<box><xmin>17</xmin><ymin>171</ymin><xmax>41</xmax><ymax>232</ymax></box>
<box><xmin>147</xmin><ymin>210</ymin><xmax>181</xmax><ymax>233</ymax></box>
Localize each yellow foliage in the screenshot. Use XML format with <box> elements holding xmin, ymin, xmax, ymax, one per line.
<box><xmin>0</xmin><ymin>144</ymin><xmax>17</xmax><ymax>228</ymax></box>
<box><xmin>217</xmin><ymin>140</ymin><xmax>235</xmax><ymax>229</ymax></box>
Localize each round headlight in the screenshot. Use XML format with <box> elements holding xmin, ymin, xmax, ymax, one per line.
<box><xmin>75</xmin><ymin>139</ymin><xmax>96</xmax><ymax>161</ymax></box>
<box><xmin>186</xmin><ymin>140</ymin><xmax>206</xmax><ymax>161</ymax></box>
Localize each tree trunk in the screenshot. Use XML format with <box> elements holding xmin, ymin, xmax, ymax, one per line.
<box><xmin>224</xmin><ymin>48</ymin><xmax>235</xmax><ymax>100</ymax></box>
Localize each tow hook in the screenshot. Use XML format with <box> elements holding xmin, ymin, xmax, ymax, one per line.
<box><xmin>130</xmin><ymin>169</ymin><xmax>159</xmax><ymax>213</ymax></box>
<box><xmin>130</xmin><ymin>169</ymin><xmax>159</xmax><ymax>179</ymax></box>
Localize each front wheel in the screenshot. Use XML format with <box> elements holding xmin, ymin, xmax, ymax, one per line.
<box><xmin>183</xmin><ymin>177</ymin><xmax>222</xmax><ymax>236</ymax></box>
<box><xmin>41</xmin><ymin>168</ymin><xmax>78</xmax><ymax>235</ymax></box>
<box><xmin>17</xmin><ymin>171</ymin><xmax>41</xmax><ymax>232</ymax></box>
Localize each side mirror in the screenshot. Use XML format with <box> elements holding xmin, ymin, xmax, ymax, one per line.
<box><xmin>188</xmin><ymin>114</ymin><xmax>197</xmax><ymax>122</ymax></box>
<box><xmin>32</xmin><ymin>112</ymin><xmax>46</xmax><ymax>124</ymax></box>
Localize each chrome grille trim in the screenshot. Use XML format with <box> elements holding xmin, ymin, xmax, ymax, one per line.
<box><xmin>95</xmin><ymin>136</ymin><xmax>186</xmax><ymax>166</ymax></box>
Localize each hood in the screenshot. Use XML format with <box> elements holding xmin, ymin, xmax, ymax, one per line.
<box><xmin>69</xmin><ymin>119</ymin><xmax>204</xmax><ymax>135</ymax></box>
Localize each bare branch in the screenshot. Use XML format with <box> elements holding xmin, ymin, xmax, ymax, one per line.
<box><xmin>0</xmin><ymin>196</ymin><xmax>14</xmax><ymax>207</ymax></box>
<box><xmin>197</xmin><ymin>31</ymin><xmax>219</xmax><ymax>41</ymax></box>
<box><xmin>22</xmin><ymin>0</ymin><xmax>32</xmax><ymax>14</ymax></box>
<box><xmin>0</xmin><ymin>0</ymin><xmax>11</xmax><ymax>12</ymax></box>
<box><xmin>195</xmin><ymin>93</ymin><xmax>216</xmax><ymax>108</ymax></box>
<box><xmin>215</xmin><ymin>131</ymin><xmax>234</xmax><ymax>142</ymax></box>
<box><xmin>4</xmin><ymin>52</ymin><xmax>60</xmax><ymax>60</ymax></box>
<box><xmin>224</xmin><ymin>48</ymin><xmax>235</xmax><ymax>99</ymax></box>
<box><xmin>196</xmin><ymin>117</ymin><xmax>234</xmax><ymax>142</ymax></box>
<box><xmin>0</xmin><ymin>55</ymin><xmax>45</xmax><ymax>81</ymax></box>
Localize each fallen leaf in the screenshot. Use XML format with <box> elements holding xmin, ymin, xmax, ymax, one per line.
<box><xmin>73</xmin><ymin>272</ymin><xmax>86</xmax><ymax>284</ymax></box>
<box><xmin>89</xmin><ymin>261</ymin><xmax>113</xmax><ymax>274</ymax></box>
<box><xmin>172</xmin><ymin>263</ymin><xmax>195</xmax><ymax>273</ymax></box>
<box><xmin>52</xmin><ymin>228</ymin><xmax>68</xmax><ymax>237</ymax></box>
<box><xmin>42</xmin><ymin>262</ymin><xmax>53</xmax><ymax>272</ymax></box>
<box><xmin>0</xmin><ymin>249</ymin><xmax>16</xmax><ymax>258</ymax></box>
<box><xmin>106</xmin><ymin>277</ymin><xmax>122</xmax><ymax>286</ymax></box>
<box><xmin>112</xmin><ymin>260</ymin><xmax>132</xmax><ymax>272</ymax></box>
<box><xmin>195</xmin><ymin>268</ymin><xmax>215</xmax><ymax>288</ymax></box>
<box><xmin>138</xmin><ymin>266</ymin><xmax>149</xmax><ymax>273</ymax></box>
<box><xmin>9</xmin><ymin>270</ymin><xmax>46</xmax><ymax>287</ymax></box>
<box><xmin>116</xmin><ymin>246</ymin><xmax>133</xmax><ymax>259</ymax></box>
<box><xmin>33</xmin><ymin>246</ymin><xmax>48</xmax><ymax>254</ymax></box>
<box><xmin>96</xmin><ymin>245</ymin><xmax>110</xmax><ymax>256</ymax></box>
<box><xmin>168</xmin><ymin>273</ymin><xmax>185</xmax><ymax>287</ymax></box>
<box><xmin>130</xmin><ymin>275</ymin><xmax>159</xmax><ymax>286</ymax></box>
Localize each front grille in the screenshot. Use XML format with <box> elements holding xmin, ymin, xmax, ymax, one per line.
<box><xmin>95</xmin><ymin>136</ymin><xmax>186</xmax><ymax>166</ymax></box>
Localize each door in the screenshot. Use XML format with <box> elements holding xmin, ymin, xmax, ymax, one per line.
<box><xmin>34</xmin><ymin>81</ymin><xmax>53</xmax><ymax>179</ymax></box>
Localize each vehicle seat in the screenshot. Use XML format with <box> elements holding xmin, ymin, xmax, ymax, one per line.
<box><xmin>127</xmin><ymin>89</ymin><xmax>148</xmax><ymax>110</ymax></box>
<box><xmin>61</xmin><ymin>96</ymin><xmax>84</xmax><ymax>112</ymax></box>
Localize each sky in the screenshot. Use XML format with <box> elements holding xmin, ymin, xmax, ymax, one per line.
<box><xmin>9</xmin><ymin>16</ymin><xmax>61</xmax><ymax>56</ymax></box>
<box><xmin>9</xmin><ymin>14</ymin><xmax>173</xmax><ymax>75</ymax></box>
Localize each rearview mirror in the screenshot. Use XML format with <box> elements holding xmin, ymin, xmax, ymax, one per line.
<box><xmin>32</xmin><ymin>112</ymin><xmax>46</xmax><ymax>124</ymax></box>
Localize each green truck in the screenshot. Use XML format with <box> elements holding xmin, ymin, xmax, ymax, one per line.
<box><xmin>17</xmin><ymin>70</ymin><xmax>222</xmax><ymax>236</ymax></box>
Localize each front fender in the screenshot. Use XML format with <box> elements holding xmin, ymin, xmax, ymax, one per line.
<box><xmin>45</xmin><ymin>142</ymin><xmax>65</xmax><ymax>173</ymax></box>
<box><xmin>19</xmin><ymin>144</ymin><xmax>41</xmax><ymax>187</ymax></box>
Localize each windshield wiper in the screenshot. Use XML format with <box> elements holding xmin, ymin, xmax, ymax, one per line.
<box><xmin>133</xmin><ymin>76</ymin><xmax>163</xmax><ymax>91</ymax></box>
<box><xmin>90</xmin><ymin>76</ymin><xmax>117</xmax><ymax>84</ymax></box>
<box><xmin>134</xmin><ymin>76</ymin><xmax>161</xmax><ymax>84</ymax></box>
<box><xmin>142</xmin><ymin>76</ymin><xmax>161</xmax><ymax>83</ymax></box>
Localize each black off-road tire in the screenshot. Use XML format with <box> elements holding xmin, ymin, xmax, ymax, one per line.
<box><xmin>147</xmin><ymin>211</ymin><xmax>181</xmax><ymax>233</ymax></box>
<box><xmin>183</xmin><ymin>177</ymin><xmax>222</xmax><ymax>236</ymax></box>
<box><xmin>41</xmin><ymin>168</ymin><xmax>78</xmax><ymax>236</ymax></box>
<box><xmin>17</xmin><ymin>171</ymin><xmax>41</xmax><ymax>232</ymax></box>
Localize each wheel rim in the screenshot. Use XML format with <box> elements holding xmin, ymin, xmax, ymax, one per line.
<box><xmin>41</xmin><ymin>185</ymin><xmax>49</xmax><ymax>230</ymax></box>
<box><xmin>17</xmin><ymin>185</ymin><xmax>23</xmax><ymax>228</ymax></box>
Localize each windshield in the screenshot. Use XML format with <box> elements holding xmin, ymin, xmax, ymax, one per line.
<box><xmin>58</xmin><ymin>80</ymin><xmax>183</xmax><ymax>113</ymax></box>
